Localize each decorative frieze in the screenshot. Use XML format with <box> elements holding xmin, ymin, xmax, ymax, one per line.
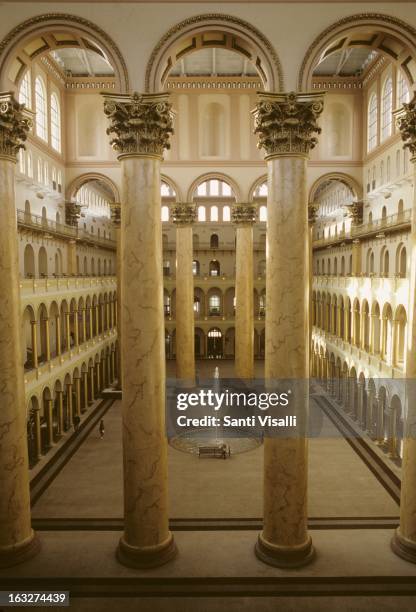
<box><xmin>0</xmin><ymin>93</ymin><xmax>32</xmax><ymax>161</ymax></box>
<box><xmin>253</xmin><ymin>91</ymin><xmax>324</xmax><ymax>158</ymax></box>
<box><xmin>103</xmin><ymin>92</ymin><xmax>174</xmax><ymax>158</ymax></box>
<box><xmin>232</xmin><ymin>203</ymin><xmax>257</xmax><ymax>225</ymax></box>
<box><xmin>395</xmin><ymin>97</ymin><xmax>416</xmax><ymax>162</ymax></box>
<box><xmin>171</xmin><ymin>202</ymin><xmax>196</xmax><ymax>225</ymax></box>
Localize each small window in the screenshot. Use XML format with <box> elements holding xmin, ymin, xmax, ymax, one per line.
<box><xmin>161</xmin><ymin>206</ymin><xmax>169</xmax><ymax>222</ymax></box>
<box><xmin>259</xmin><ymin>205</ymin><xmax>267</xmax><ymax>222</ymax></box>
<box><xmin>19</xmin><ymin>71</ymin><xmax>31</xmax><ymax>108</ymax></box>
<box><xmin>367</xmin><ymin>93</ymin><xmax>377</xmax><ymax>151</ymax></box>
<box><xmin>35</xmin><ymin>77</ymin><xmax>47</xmax><ymax>141</ymax></box>
<box><xmin>198</xmin><ymin>206</ymin><xmax>206</xmax><ymax>222</ymax></box>
<box><xmin>381</xmin><ymin>78</ymin><xmax>393</xmax><ymax>141</ymax></box>
<box><xmin>50</xmin><ymin>93</ymin><xmax>61</xmax><ymax>152</ymax></box>
<box><xmin>223</xmin><ymin>205</ymin><xmax>231</xmax><ymax>222</ymax></box>
<box><xmin>210</xmin><ymin>206</ymin><xmax>218</xmax><ymax>222</ymax></box>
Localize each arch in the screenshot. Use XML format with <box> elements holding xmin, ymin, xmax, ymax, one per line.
<box><xmin>248</xmin><ymin>174</ymin><xmax>268</xmax><ymax>202</ymax></box>
<box><xmin>145</xmin><ymin>13</ymin><xmax>283</xmax><ymax>93</ymax></box>
<box><xmin>308</xmin><ymin>172</ymin><xmax>363</xmax><ymax>204</ymax></box>
<box><xmin>66</xmin><ymin>173</ymin><xmax>120</xmax><ymax>203</ymax></box>
<box><xmin>0</xmin><ymin>13</ymin><xmax>129</xmax><ymax>92</ymax></box>
<box><xmin>161</xmin><ymin>174</ymin><xmax>182</xmax><ymax>201</ymax></box>
<box><xmin>299</xmin><ymin>13</ymin><xmax>416</xmax><ymax>90</ymax></box>
<box><xmin>24</xmin><ymin>244</ymin><xmax>35</xmax><ymax>278</ymax></box>
<box><xmin>38</xmin><ymin>246</ymin><xmax>48</xmax><ymax>277</ymax></box>
<box><xmin>187</xmin><ymin>172</ymin><xmax>241</xmax><ymax>202</ymax></box>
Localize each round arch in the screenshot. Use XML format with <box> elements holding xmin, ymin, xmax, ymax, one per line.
<box><xmin>145</xmin><ymin>13</ymin><xmax>283</xmax><ymax>93</ymax></box>
<box><xmin>187</xmin><ymin>172</ymin><xmax>241</xmax><ymax>202</ymax></box>
<box><xmin>308</xmin><ymin>172</ymin><xmax>363</xmax><ymax>204</ymax></box>
<box><xmin>299</xmin><ymin>13</ymin><xmax>416</xmax><ymax>91</ymax></box>
<box><xmin>66</xmin><ymin>173</ymin><xmax>121</xmax><ymax>202</ymax></box>
<box><xmin>161</xmin><ymin>174</ymin><xmax>182</xmax><ymax>201</ymax></box>
<box><xmin>248</xmin><ymin>174</ymin><xmax>268</xmax><ymax>202</ymax></box>
<box><xmin>0</xmin><ymin>13</ymin><xmax>129</xmax><ymax>92</ymax></box>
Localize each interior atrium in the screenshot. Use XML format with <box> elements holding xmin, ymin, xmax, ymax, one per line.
<box><xmin>1</xmin><ymin>1</ymin><xmax>416</xmax><ymax>610</ymax></box>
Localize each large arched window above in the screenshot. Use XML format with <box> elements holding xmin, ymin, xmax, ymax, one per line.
<box><xmin>253</xmin><ymin>182</ymin><xmax>268</xmax><ymax>198</ymax></box>
<box><xmin>50</xmin><ymin>93</ymin><xmax>61</xmax><ymax>152</ymax></box>
<box><xmin>35</xmin><ymin>77</ymin><xmax>47</xmax><ymax>141</ymax></box>
<box><xmin>19</xmin><ymin>71</ymin><xmax>31</xmax><ymax>108</ymax></box>
<box><xmin>161</xmin><ymin>181</ymin><xmax>176</xmax><ymax>198</ymax></box>
<box><xmin>195</xmin><ymin>179</ymin><xmax>233</xmax><ymax>198</ymax></box>
<box><xmin>381</xmin><ymin>78</ymin><xmax>393</xmax><ymax>141</ymax></box>
<box><xmin>367</xmin><ymin>93</ymin><xmax>377</xmax><ymax>152</ymax></box>
<box><xmin>398</xmin><ymin>71</ymin><xmax>410</xmax><ymax>107</ymax></box>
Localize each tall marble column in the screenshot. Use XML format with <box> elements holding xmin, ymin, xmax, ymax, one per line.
<box><xmin>171</xmin><ymin>203</ymin><xmax>196</xmax><ymax>384</ymax></box>
<box><xmin>103</xmin><ymin>92</ymin><xmax>177</xmax><ymax>567</ymax></box>
<box><xmin>111</xmin><ymin>202</ymin><xmax>122</xmax><ymax>390</ymax></box>
<box><xmin>232</xmin><ymin>203</ymin><xmax>256</xmax><ymax>379</ymax></box>
<box><xmin>0</xmin><ymin>93</ymin><xmax>40</xmax><ymax>567</ymax></box>
<box><xmin>391</xmin><ymin>98</ymin><xmax>416</xmax><ymax>562</ymax></box>
<box><xmin>252</xmin><ymin>91</ymin><xmax>324</xmax><ymax>568</ymax></box>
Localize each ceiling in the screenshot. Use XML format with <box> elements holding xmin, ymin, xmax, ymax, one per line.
<box><xmin>169</xmin><ymin>48</ymin><xmax>258</xmax><ymax>78</ymax></box>
<box><xmin>313</xmin><ymin>48</ymin><xmax>378</xmax><ymax>77</ymax></box>
<box><xmin>50</xmin><ymin>48</ymin><xmax>114</xmax><ymax>77</ymax></box>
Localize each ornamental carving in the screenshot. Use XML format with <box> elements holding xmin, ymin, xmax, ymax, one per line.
<box><xmin>253</xmin><ymin>91</ymin><xmax>324</xmax><ymax>158</ymax></box>
<box><xmin>395</xmin><ymin>97</ymin><xmax>416</xmax><ymax>162</ymax></box>
<box><xmin>65</xmin><ymin>201</ymin><xmax>82</xmax><ymax>227</ymax></box>
<box><xmin>103</xmin><ymin>92</ymin><xmax>174</xmax><ymax>158</ymax></box>
<box><xmin>171</xmin><ymin>203</ymin><xmax>196</xmax><ymax>225</ymax></box>
<box><xmin>110</xmin><ymin>202</ymin><xmax>121</xmax><ymax>226</ymax></box>
<box><xmin>308</xmin><ymin>203</ymin><xmax>319</xmax><ymax>225</ymax></box>
<box><xmin>343</xmin><ymin>200</ymin><xmax>363</xmax><ymax>225</ymax></box>
<box><xmin>0</xmin><ymin>93</ymin><xmax>32</xmax><ymax>160</ymax></box>
<box><xmin>231</xmin><ymin>203</ymin><xmax>257</xmax><ymax>225</ymax></box>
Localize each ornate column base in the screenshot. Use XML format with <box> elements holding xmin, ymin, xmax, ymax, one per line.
<box><xmin>255</xmin><ymin>533</ymin><xmax>315</xmax><ymax>568</ymax></box>
<box><xmin>0</xmin><ymin>531</ymin><xmax>41</xmax><ymax>569</ymax></box>
<box><xmin>391</xmin><ymin>529</ymin><xmax>416</xmax><ymax>564</ymax></box>
<box><xmin>116</xmin><ymin>533</ymin><xmax>177</xmax><ymax>569</ymax></box>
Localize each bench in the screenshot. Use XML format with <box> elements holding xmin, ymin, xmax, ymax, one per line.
<box><xmin>198</xmin><ymin>444</ymin><xmax>231</xmax><ymax>459</ymax></box>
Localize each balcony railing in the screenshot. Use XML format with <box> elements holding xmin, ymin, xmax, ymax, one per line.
<box><xmin>313</xmin><ymin>209</ymin><xmax>412</xmax><ymax>249</ymax></box>
<box><xmin>17</xmin><ymin>210</ymin><xmax>116</xmax><ymax>250</ymax></box>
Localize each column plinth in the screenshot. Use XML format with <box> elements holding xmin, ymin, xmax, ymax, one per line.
<box><xmin>252</xmin><ymin>91</ymin><xmax>324</xmax><ymax>569</ymax></box>
<box><xmin>0</xmin><ymin>93</ymin><xmax>40</xmax><ymax>567</ymax></box>
<box><xmin>172</xmin><ymin>203</ymin><xmax>196</xmax><ymax>385</ymax></box>
<box><xmin>104</xmin><ymin>91</ymin><xmax>177</xmax><ymax>568</ymax></box>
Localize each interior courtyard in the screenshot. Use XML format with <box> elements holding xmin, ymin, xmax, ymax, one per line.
<box><xmin>1</xmin><ymin>1</ymin><xmax>416</xmax><ymax>610</ymax></box>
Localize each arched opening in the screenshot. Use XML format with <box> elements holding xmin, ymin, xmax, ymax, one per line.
<box><xmin>207</xmin><ymin>327</ymin><xmax>223</xmax><ymax>359</ymax></box>
<box><xmin>24</xmin><ymin>244</ymin><xmax>35</xmax><ymax>278</ymax></box>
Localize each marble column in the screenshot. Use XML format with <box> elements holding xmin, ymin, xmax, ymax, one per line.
<box><xmin>252</xmin><ymin>91</ymin><xmax>324</xmax><ymax>567</ymax></box>
<box><xmin>0</xmin><ymin>93</ymin><xmax>40</xmax><ymax>567</ymax></box>
<box><xmin>43</xmin><ymin>317</ymin><xmax>51</xmax><ymax>362</ymax></box>
<box><xmin>171</xmin><ymin>203</ymin><xmax>196</xmax><ymax>384</ymax></box>
<box><xmin>232</xmin><ymin>203</ymin><xmax>256</xmax><ymax>379</ymax></box>
<box><xmin>392</xmin><ymin>100</ymin><xmax>416</xmax><ymax>562</ymax></box>
<box><xmin>65</xmin><ymin>311</ymin><xmax>71</xmax><ymax>352</ymax></box>
<box><xmin>82</xmin><ymin>371</ymin><xmax>88</xmax><ymax>412</ymax></box>
<box><xmin>308</xmin><ymin>204</ymin><xmax>318</xmax><ymax>376</ymax></box>
<box><xmin>56</xmin><ymin>390</ymin><xmax>64</xmax><ymax>436</ymax></box>
<box><xmin>110</xmin><ymin>203</ymin><xmax>122</xmax><ymax>389</ymax></box>
<box><xmin>89</xmin><ymin>365</ymin><xmax>95</xmax><ymax>403</ymax></box>
<box><xmin>104</xmin><ymin>91</ymin><xmax>176</xmax><ymax>568</ymax></box>
<box><xmin>45</xmin><ymin>399</ymin><xmax>54</xmax><ymax>448</ymax></box>
<box><xmin>88</xmin><ymin>306</ymin><xmax>93</xmax><ymax>340</ymax></box>
<box><xmin>65</xmin><ymin>383</ymin><xmax>73</xmax><ymax>429</ymax></box>
<box><xmin>55</xmin><ymin>314</ymin><xmax>61</xmax><ymax>356</ymax></box>
<box><xmin>81</xmin><ymin>308</ymin><xmax>86</xmax><ymax>344</ymax></box>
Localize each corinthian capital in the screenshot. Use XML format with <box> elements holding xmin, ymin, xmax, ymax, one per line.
<box><xmin>110</xmin><ymin>202</ymin><xmax>121</xmax><ymax>226</ymax></box>
<box><xmin>343</xmin><ymin>201</ymin><xmax>363</xmax><ymax>226</ymax></box>
<box><xmin>232</xmin><ymin>203</ymin><xmax>257</xmax><ymax>225</ymax></box>
<box><xmin>395</xmin><ymin>96</ymin><xmax>416</xmax><ymax>162</ymax></box>
<box><xmin>171</xmin><ymin>203</ymin><xmax>196</xmax><ymax>225</ymax></box>
<box><xmin>253</xmin><ymin>91</ymin><xmax>324</xmax><ymax>158</ymax></box>
<box><xmin>102</xmin><ymin>92</ymin><xmax>174</xmax><ymax>159</ymax></box>
<box><xmin>0</xmin><ymin>92</ymin><xmax>32</xmax><ymax>161</ymax></box>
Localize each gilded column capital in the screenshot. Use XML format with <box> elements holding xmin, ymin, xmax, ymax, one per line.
<box><xmin>252</xmin><ymin>91</ymin><xmax>324</xmax><ymax>159</ymax></box>
<box><xmin>0</xmin><ymin>92</ymin><xmax>32</xmax><ymax>162</ymax></box>
<box><xmin>343</xmin><ymin>200</ymin><xmax>363</xmax><ymax>226</ymax></box>
<box><xmin>102</xmin><ymin>92</ymin><xmax>174</xmax><ymax>160</ymax></box>
<box><xmin>232</xmin><ymin>203</ymin><xmax>257</xmax><ymax>225</ymax></box>
<box><xmin>110</xmin><ymin>202</ymin><xmax>121</xmax><ymax>226</ymax></box>
<box><xmin>171</xmin><ymin>202</ymin><xmax>196</xmax><ymax>225</ymax></box>
<box><xmin>394</xmin><ymin>96</ymin><xmax>416</xmax><ymax>162</ymax></box>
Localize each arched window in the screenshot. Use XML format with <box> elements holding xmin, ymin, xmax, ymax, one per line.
<box><xmin>197</xmin><ymin>205</ymin><xmax>206</xmax><ymax>222</ymax></box>
<box><xmin>50</xmin><ymin>93</ymin><xmax>61</xmax><ymax>152</ymax></box>
<box><xmin>19</xmin><ymin>71</ymin><xmax>31</xmax><ymax>108</ymax></box>
<box><xmin>210</xmin><ymin>206</ymin><xmax>218</xmax><ymax>222</ymax></box>
<box><xmin>367</xmin><ymin>93</ymin><xmax>377</xmax><ymax>152</ymax></box>
<box><xmin>398</xmin><ymin>71</ymin><xmax>410</xmax><ymax>107</ymax></box>
<box><xmin>381</xmin><ymin>78</ymin><xmax>393</xmax><ymax>141</ymax></box>
<box><xmin>259</xmin><ymin>205</ymin><xmax>267</xmax><ymax>222</ymax></box>
<box><xmin>27</xmin><ymin>152</ymin><xmax>33</xmax><ymax>178</ymax></box>
<box><xmin>210</xmin><ymin>234</ymin><xmax>219</xmax><ymax>248</ymax></box>
<box><xmin>35</xmin><ymin>77</ymin><xmax>47</xmax><ymax>141</ymax></box>
<box><xmin>161</xmin><ymin>206</ymin><xmax>169</xmax><ymax>222</ymax></box>
<box><xmin>223</xmin><ymin>205</ymin><xmax>231</xmax><ymax>222</ymax></box>
<box><xmin>192</xmin><ymin>260</ymin><xmax>200</xmax><ymax>276</ymax></box>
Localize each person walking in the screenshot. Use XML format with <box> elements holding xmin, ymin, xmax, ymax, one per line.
<box><xmin>99</xmin><ymin>419</ymin><xmax>105</xmax><ymax>439</ymax></box>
